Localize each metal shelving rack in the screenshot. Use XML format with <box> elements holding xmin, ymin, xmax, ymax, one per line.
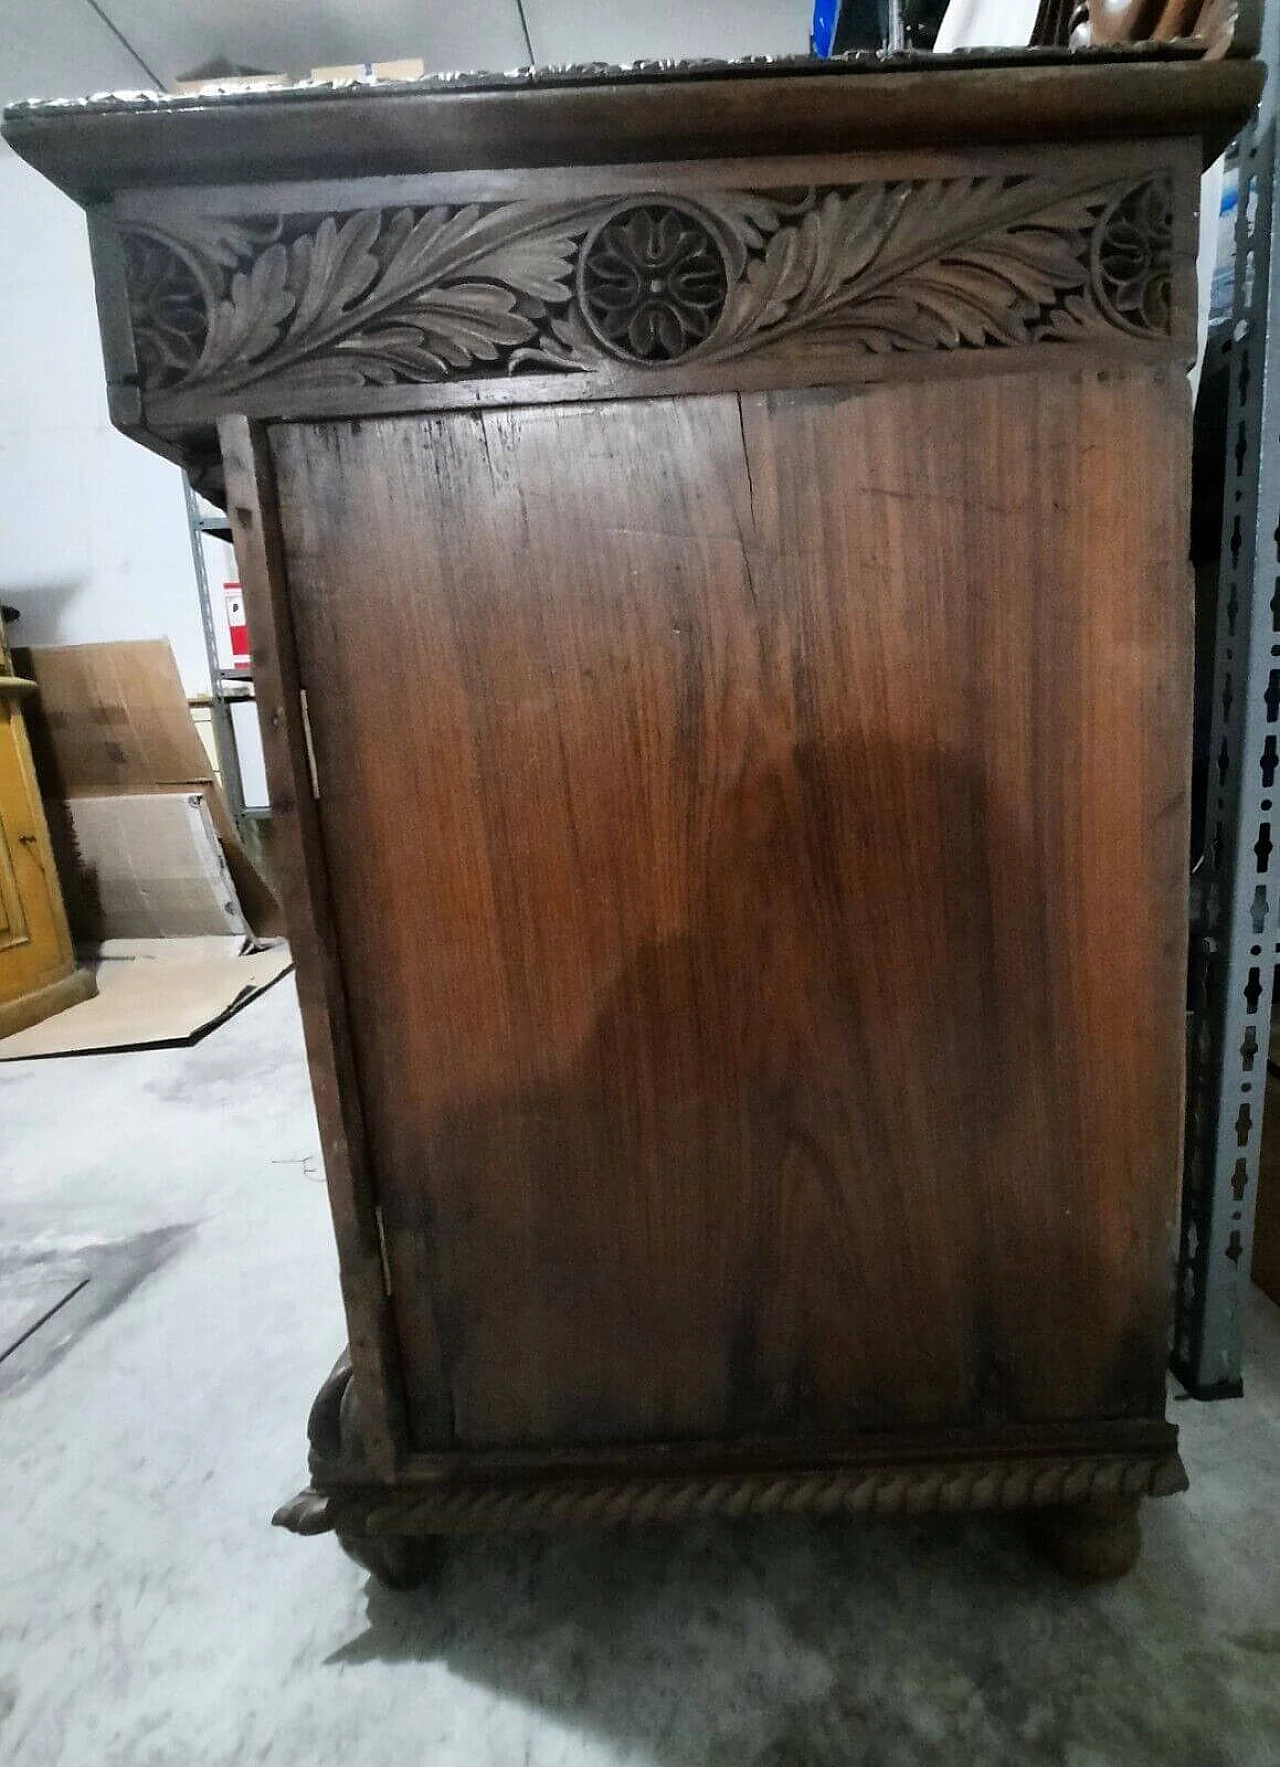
<box><xmin>182</xmin><ymin>473</ymin><xmax>265</xmax><ymax>831</ymax></box>
<box><xmin>1176</xmin><ymin>13</ymin><xmax>1279</xmax><ymax>1396</ymax></box>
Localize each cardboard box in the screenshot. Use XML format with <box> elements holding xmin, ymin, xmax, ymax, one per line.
<box><xmin>62</xmin><ymin>792</ymin><xmax>248</xmax><ymax>940</ymax></box>
<box><xmin>19</xmin><ymin>640</ymin><xmax>282</xmax><ymax>940</ymax></box>
<box><xmin>309</xmin><ymin>58</ymin><xmax>426</xmax><ymax>84</ymax></box>
<box><xmin>22</xmin><ymin>639</ymin><xmax>221</xmax><ymax>797</ymax></box>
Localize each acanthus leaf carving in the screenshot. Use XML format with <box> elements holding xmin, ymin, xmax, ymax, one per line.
<box><xmin>122</xmin><ymin>170</ymin><xmax>1179</xmax><ymax>406</ymax></box>
<box><xmin>190</xmin><ymin>203</ymin><xmax>597</xmax><ymax>391</ymax></box>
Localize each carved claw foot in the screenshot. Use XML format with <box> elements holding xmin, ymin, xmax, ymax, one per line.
<box><xmin>275</xmin><ymin>1351</ymin><xmax>446</xmax><ymax>1590</ymax></box>
<box><xmin>272</xmin><ymin>1488</ymin><xmax>334</xmax><ymax>1536</ymax></box>
<box><xmin>273</xmin><ymin>1491</ymin><xmax>444</xmax><ymax>1589</ymax></box>
<box><xmin>1032</xmin><ymin>1496</ymin><xmax>1143</xmax><ymax>1584</ymax></box>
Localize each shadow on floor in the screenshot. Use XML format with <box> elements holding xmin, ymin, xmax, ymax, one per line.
<box><xmin>324</xmin><ymin>1509</ymin><xmax>1275</xmax><ymax>1767</ymax></box>
<box><xmin>0</xmin><ymin>1225</ymin><xmax>191</xmax><ymax>1396</ymax></box>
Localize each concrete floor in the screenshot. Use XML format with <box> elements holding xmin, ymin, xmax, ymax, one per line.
<box><xmin>1</xmin><ymin>977</ymin><xmax>1278</xmax><ymax>1767</ymax></box>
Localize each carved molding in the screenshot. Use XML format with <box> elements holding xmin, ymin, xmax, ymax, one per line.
<box><xmin>273</xmin><ymin>1350</ymin><xmax>1187</xmax><ymax>1542</ymax></box>
<box><xmin>275</xmin><ymin>1450</ymin><xmax>1188</xmax><ymax>1538</ymax></box>
<box><xmin>121</xmin><ymin>170</ymin><xmax>1177</xmax><ymax>406</ymax></box>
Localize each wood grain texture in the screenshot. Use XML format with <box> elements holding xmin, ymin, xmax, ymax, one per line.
<box><xmin>270</xmin><ymin>366</ymin><xmax>1190</xmax><ymax>1455</ymax></box>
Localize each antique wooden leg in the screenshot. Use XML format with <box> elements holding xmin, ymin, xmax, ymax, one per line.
<box><xmin>1032</xmin><ymin>1497</ymin><xmax>1143</xmax><ymax>1583</ymax></box>
<box><xmin>273</xmin><ymin>1351</ymin><xmax>444</xmax><ymax>1592</ymax></box>
<box><xmin>273</xmin><ymin>1486</ymin><xmax>444</xmax><ymax>1592</ymax></box>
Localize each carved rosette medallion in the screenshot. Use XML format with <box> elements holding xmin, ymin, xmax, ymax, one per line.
<box><xmin>577</xmin><ymin>201</ymin><xmax>730</xmax><ymax>362</ymax></box>
<box><xmin>122</xmin><ymin>231</ymin><xmax>208</xmax><ymax>388</ymax></box>
<box><xmin>120</xmin><ymin>171</ymin><xmax>1181</xmax><ymax>408</ymax></box>
<box><xmin>1091</xmin><ymin>179</ymin><xmax>1174</xmax><ymax>336</ymax></box>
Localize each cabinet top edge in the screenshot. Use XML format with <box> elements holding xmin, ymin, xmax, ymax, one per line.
<box><xmin>3</xmin><ymin>50</ymin><xmax>1262</xmax><ymax>204</ymax></box>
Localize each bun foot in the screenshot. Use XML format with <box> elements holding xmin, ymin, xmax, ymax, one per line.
<box><xmin>338</xmin><ymin>1530</ymin><xmax>444</xmax><ymax>1591</ymax></box>
<box><xmin>1032</xmin><ymin>1497</ymin><xmax>1142</xmax><ymax>1584</ymax></box>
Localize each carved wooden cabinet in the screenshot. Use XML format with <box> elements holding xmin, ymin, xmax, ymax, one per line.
<box><xmin>6</xmin><ymin>50</ymin><xmax>1259</xmax><ymax>1585</ymax></box>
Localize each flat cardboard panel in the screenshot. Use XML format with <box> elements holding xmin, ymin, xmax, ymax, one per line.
<box><xmin>22</xmin><ymin>639</ymin><xmax>214</xmax><ymax>798</ymax></box>
<box><xmin>19</xmin><ymin>639</ymin><xmax>283</xmax><ymax>938</ymax></box>
<box><xmin>63</xmin><ymin>792</ymin><xmax>247</xmax><ymax>940</ymax></box>
<box><xmin>0</xmin><ymin>936</ymin><xmax>292</xmax><ymax>1057</ymax></box>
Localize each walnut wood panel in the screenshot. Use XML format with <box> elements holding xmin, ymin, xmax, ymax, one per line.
<box><xmin>270</xmin><ymin>366</ymin><xmax>1190</xmax><ymax>1455</ymax></box>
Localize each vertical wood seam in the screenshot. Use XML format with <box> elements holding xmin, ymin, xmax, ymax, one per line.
<box><xmin>218</xmin><ymin>414</ymin><xmax>406</xmax><ymax>1475</ymax></box>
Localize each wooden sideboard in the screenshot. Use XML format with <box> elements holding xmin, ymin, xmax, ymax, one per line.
<box><xmin>6</xmin><ymin>48</ymin><xmax>1260</xmax><ymax>1586</ymax></box>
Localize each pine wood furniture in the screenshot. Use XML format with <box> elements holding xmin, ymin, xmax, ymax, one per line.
<box><xmin>0</xmin><ymin>618</ymin><xmax>94</xmax><ymax>1039</ymax></box>
<box><xmin>5</xmin><ymin>48</ymin><xmax>1261</xmax><ymax>1585</ymax></box>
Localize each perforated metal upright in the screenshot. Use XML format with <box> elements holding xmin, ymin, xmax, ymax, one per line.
<box><xmin>1176</xmin><ymin>28</ymin><xmax>1278</xmax><ymax>1397</ymax></box>
<box><xmin>182</xmin><ymin>472</ymin><xmax>249</xmax><ymax>830</ymax></box>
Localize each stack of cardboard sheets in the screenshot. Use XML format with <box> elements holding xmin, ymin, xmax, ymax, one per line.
<box><xmin>0</xmin><ymin>640</ymin><xmax>290</xmax><ymax>1057</ymax></box>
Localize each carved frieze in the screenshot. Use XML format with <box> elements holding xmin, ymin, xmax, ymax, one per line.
<box><xmin>119</xmin><ymin>171</ymin><xmax>1178</xmax><ymax>406</ymax></box>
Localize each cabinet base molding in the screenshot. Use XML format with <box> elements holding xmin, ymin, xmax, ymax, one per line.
<box><xmin>273</xmin><ymin>1355</ymin><xmax>1186</xmax><ymax>1556</ymax></box>
<box><xmin>276</xmin><ymin>1449</ymin><xmax>1185</xmax><ymax>1540</ymax></box>
<box><xmin>0</xmin><ymin>966</ymin><xmax>95</xmax><ymax>1042</ymax></box>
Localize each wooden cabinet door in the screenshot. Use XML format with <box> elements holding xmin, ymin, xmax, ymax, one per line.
<box><xmin>0</xmin><ymin>643</ymin><xmax>92</xmax><ymax>1038</ymax></box>
<box><xmin>270</xmin><ymin>367</ymin><xmax>1190</xmax><ymax>1453</ymax></box>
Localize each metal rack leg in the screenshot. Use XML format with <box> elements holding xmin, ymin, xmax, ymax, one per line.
<box><xmin>1176</xmin><ymin>52</ymin><xmax>1280</xmax><ymax>1397</ymax></box>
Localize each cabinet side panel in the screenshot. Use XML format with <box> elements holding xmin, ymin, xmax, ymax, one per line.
<box><xmin>220</xmin><ymin>417</ymin><xmax>409</xmax><ymax>1470</ymax></box>
<box><xmin>270</xmin><ymin>368</ymin><xmax>1189</xmax><ymax>1452</ymax></box>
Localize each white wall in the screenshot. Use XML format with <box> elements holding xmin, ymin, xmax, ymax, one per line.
<box><xmin>100</xmin><ymin>0</ymin><xmax>529</xmax><ymax>85</ymax></box>
<box><xmin>523</xmin><ymin>0</ymin><xmax>806</xmax><ymax>65</ymax></box>
<box><xmin>0</xmin><ymin>153</ymin><xmax>208</xmax><ymax>691</ymax></box>
<box><xmin>94</xmin><ymin>0</ymin><xmax>807</xmax><ymax>87</ymax></box>
<box><xmin>0</xmin><ymin>0</ymin><xmax>208</xmax><ymax>691</ymax></box>
<box><xmin>0</xmin><ymin>0</ymin><xmax>810</xmax><ymax>698</ymax></box>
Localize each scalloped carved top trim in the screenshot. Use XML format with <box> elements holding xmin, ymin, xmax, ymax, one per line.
<box><xmin>2</xmin><ymin>43</ymin><xmax>1220</xmax><ymax>122</ymax></box>
<box><xmin>122</xmin><ymin>171</ymin><xmax>1178</xmax><ymax>408</ymax></box>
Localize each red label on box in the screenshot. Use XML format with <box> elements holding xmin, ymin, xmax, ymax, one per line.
<box><xmin>225</xmin><ymin>581</ymin><xmax>249</xmax><ymax>668</ymax></box>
